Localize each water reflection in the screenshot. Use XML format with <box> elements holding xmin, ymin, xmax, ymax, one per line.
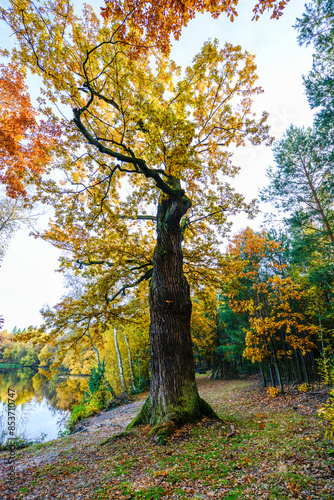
<box><xmin>0</xmin><ymin>367</ymin><xmax>88</xmax><ymax>444</ymax></box>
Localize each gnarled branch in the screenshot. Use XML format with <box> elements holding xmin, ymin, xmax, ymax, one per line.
<box><xmin>105</xmin><ymin>267</ymin><xmax>153</xmax><ymax>305</ymax></box>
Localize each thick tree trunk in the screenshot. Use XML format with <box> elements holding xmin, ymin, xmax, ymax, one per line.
<box><xmin>268</xmin><ymin>360</ymin><xmax>275</xmax><ymax>387</ymax></box>
<box><xmin>128</xmin><ymin>180</ymin><xmax>217</xmax><ymax>440</ymax></box>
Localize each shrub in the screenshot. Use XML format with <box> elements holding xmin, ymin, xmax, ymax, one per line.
<box><xmin>318</xmin><ymin>388</ymin><xmax>334</xmax><ymax>442</ymax></box>
<box><xmin>317</xmin><ymin>356</ymin><xmax>334</xmax><ymax>385</ymax></box>
<box><xmin>298</xmin><ymin>383</ymin><xmax>310</xmax><ymax>393</ymax></box>
<box><xmin>267</xmin><ymin>386</ymin><xmax>280</xmax><ymax>398</ymax></box>
<box><xmin>317</xmin><ymin>356</ymin><xmax>334</xmax><ymax>443</ymax></box>
<box><xmin>66</xmin><ymin>360</ymin><xmax>115</xmax><ymax>432</ymax></box>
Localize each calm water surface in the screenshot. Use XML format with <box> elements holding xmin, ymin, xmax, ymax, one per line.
<box><xmin>0</xmin><ymin>367</ymin><xmax>88</xmax><ymax>445</ymax></box>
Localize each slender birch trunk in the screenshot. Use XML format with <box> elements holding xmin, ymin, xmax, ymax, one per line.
<box><xmin>114</xmin><ymin>327</ymin><xmax>126</xmax><ymax>393</ymax></box>
<box><xmin>137</xmin><ymin>351</ymin><xmax>141</xmax><ymax>389</ymax></box>
<box><xmin>123</xmin><ymin>332</ymin><xmax>136</xmax><ymax>391</ymax></box>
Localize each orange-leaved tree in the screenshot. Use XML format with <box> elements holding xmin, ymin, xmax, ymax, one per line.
<box><xmin>0</xmin><ymin>63</ymin><xmax>59</xmax><ymax>198</ymax></box>
<box><xmin>101</xmin><ymin>0</ymin><xmax>290</xmax><ymax>53</ymax></box>
<box><xmin>191</xmin><ymin>289</ymin><xmax>219</xmax><ymax>368</ymax></box>
<box><xmin>223</xmin><ymin>228</ymin><xmax>318</xmax><ymax>392</ymax></box>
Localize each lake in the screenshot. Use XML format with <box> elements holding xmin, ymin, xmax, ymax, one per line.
<box><xmin>0</xmin><ymin>367</ymin><xmax>88</xmax><ymax>446</ymax></box>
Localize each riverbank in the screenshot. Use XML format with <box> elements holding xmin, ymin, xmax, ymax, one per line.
<box><xmin>1</xmin><ymin>377</ymin><xmax>333</xmax><ymax>499</ymax></box>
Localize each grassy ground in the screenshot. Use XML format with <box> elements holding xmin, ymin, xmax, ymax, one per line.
<box><xmin>1</xmin><ymin>376</ymin><xmax>333</xmax><ymax>499</ymax></box>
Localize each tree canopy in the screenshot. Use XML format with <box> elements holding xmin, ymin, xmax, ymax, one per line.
<box><xmin>1</xmin><ymin>0</ymin><xmax>271</xmax><ymax>323</ymax></box>
<box><xmin>100</xmin><ymin>0</ymin><xmax>291</xmax><ymax>52</ymax></box>
<box><xmin>296</xmin><ymin>0</ymin><xmax>334</xmax><ymax>134</ymax></box>
<box><xmin>260</xmin><ymin>125</ymin><xmax>334</xmax><ymax>245</ymax></box>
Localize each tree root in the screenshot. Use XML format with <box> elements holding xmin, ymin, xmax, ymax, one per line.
<box><xmin>127</xmin><ymin>395</ymin><xmax>221</xmax><ymax>445</ymax></box>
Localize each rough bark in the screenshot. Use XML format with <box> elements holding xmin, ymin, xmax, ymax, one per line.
<box><xmin>128</xmin><ymin>178</ymin><xmax>218</xmax><ymax>440</ymax></box>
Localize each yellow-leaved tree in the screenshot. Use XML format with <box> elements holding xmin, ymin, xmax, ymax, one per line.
<box><xmin>191</xmin><ymin>289</ymin><xmax>219</xmax><ymax>369</ymax></box>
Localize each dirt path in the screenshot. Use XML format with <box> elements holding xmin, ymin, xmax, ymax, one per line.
<box><xmin>72</xmin><ymin>399</ymin><xmax>146</xmax><ymax>436</ymax></box>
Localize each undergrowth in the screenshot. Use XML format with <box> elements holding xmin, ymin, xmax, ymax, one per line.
<box><xmin>67</xmin><ymin>360</ymin><xmax>135</xmax><ymax>433</ymax></box>
<box><xmin>317</xmin><ymin>359</ymin><xmax>334</xmax><ymax>443</ymax></box>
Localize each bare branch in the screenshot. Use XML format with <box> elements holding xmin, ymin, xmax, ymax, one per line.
<box><xmin>117</xmin><ymin>214</ymin><xmax>157</xmax><ymax>221</ymax></box>
<box><xmin>105</xmin><ymin>267</ymin><xmax>153</xmax><ymax>305</ymax></box>
<box><xmin>76</xmin><ymin>259</ymin><xmax>114</xmax><ymax>268</ymax></box>
<box><xmin>187</xmin><ymin>207</ymin><xmax>227</xmax><ymax>227</ymax></box>
<box><xmin>90</xmin><ymin>88</ymin><xmax>120</xmax><ymax>111</ymax></box>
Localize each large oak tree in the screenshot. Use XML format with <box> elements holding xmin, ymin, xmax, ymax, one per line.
<box><xmin>2</xmin><ymin>0</ymin><xmax>273</xmax><ymax>438</ymax></box>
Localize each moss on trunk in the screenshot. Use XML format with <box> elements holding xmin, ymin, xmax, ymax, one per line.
<box><xmin>127</xmin><ymin>389</ymin><xmax>220</xmax><ymax>444</ymax></box>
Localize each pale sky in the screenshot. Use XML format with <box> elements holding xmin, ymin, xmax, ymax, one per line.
<box><xmin>0</xmin><ymin>0</ymin><xmax>314</xmax><ymax>331</ymax></box>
